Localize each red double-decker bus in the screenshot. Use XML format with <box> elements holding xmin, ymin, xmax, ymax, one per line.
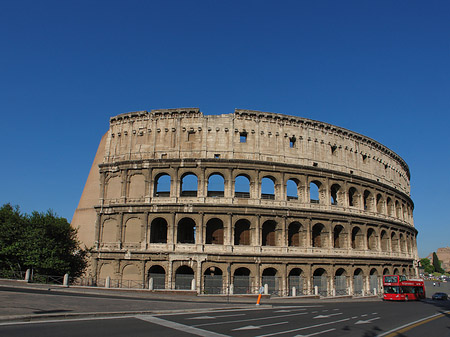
<box><xmin>383</xmin><ymin>275</ymin><xmax>426</xmax><ymax>301</ymax></box>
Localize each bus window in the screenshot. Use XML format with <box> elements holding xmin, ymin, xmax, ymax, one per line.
<box><xmin>384</xmin><ymin>286</ymin><xmax>399</xmax><ymax>294</ymax></box>
<box><xmin>384</xmin><ymin>276</ymin><xmax>398</xmax><ymax>283</ymax></box>
<box><xmin>400</xmin><ymin>275</ymin><xmax>407</xmax><ymax>282</ymax></box>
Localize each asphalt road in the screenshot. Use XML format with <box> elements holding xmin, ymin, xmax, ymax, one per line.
<box><xmin>1</xmin><ymin>300</ymin><xmax>450</xmax><ymax>336</ymax></box>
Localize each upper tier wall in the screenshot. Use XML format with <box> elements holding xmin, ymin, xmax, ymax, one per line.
<box><xmin>104</xmin><ymin>108</ymin><xmax>411</xmax><ymax>196</ymax></box>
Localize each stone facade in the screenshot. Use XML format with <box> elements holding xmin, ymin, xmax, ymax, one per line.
<box><xmin>72</xmin><ymin>108</ymin><xmax>419</xmax><ymax>296</ymax></box>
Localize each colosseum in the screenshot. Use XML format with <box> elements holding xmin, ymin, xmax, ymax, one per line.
<box><xmin>72</xmin><ymin>108</ymin><xmax>419</xmax><ymax>297</ymax></box>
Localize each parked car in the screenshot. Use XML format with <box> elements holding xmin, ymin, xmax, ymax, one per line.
<box><xmin>432</xmin><ymin>292</ymin><xmax>448</xmax><ymax>300</ymax></box>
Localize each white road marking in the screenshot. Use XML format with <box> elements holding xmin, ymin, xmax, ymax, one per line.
<box><xmin>0</xmin><ymin>315</ymin><xmax>133</xmax><ymax>326</ymax></box>
<box><xmin>256</xmin><ymin>317</ymin><xmax>351</xmax><ymax>337</ymax></box>
<box><xmin>233</xmin><ymin>321</ymin><xmax>288</xmax><ymax>331</ymax></box>
<box><xmin>361</xmin><ymin>314</ymin><xmax>368</xmax><ymax>317</ymax></box>
<box><xmin>355</xmin><ymin>317</ymin><xmax>380</xmax><ymax>325</ymax></box>
<box><xmin>313</xmin><ymin>313</ymin><xmax>342</xmax><ymax>319</ymax></box>
<box><xmin>187</xmin><ymin>313</ymin><xmax>245</xmax><ymax>320</ymax></box>
<box><xmin>295</xmin><ymin>328</ymin><xmax>336</xmax><ymax>336</ymax></box>
<box><xmin>274</xmin><ymin>308</ymin><xmax>307</xmax><ymax>313</ymax></box>
<box><xmin>136</xmin><ymin>315</ymin><xmax>228</xmax><ymax>337</ymax></box>
<box><xmin>194</xmin><ymin>311</ymin><xmax>308</xmax><ymax>327</ymax></box>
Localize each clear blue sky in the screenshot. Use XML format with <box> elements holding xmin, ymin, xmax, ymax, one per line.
<box><xmin>1</xmin><ymin>0</ymin><xmax>448</xmax><ymax>258</ymax></box>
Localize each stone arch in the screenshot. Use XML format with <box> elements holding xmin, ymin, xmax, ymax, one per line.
<box><xmin>101</xmin><ymin>218</ymin><xmax>117</xmax><ymax>243</ymax></box>
<box><xmin>288</xmin><ymin>268</ymin><xmax>305</xmax><ymax>295</ymax></box>
<box><xmin>154</xmin><ymin>173</ymin><xmax>171</xmax><ymax>197</ymax></box>
<box><xmin>233</xmin><ymin>267</ymin><xmax>251</xmax><ymax>294</ymax></box>
<box><xmin>330</xmin><ymin>183</ymin><xmax>341</xmax><ymax>205</ymax></box>
<box><xmin>262</xmin><ymin>220</ymin><xmax>278</xmax><ymax>246</ymax></box>
<box><xmin>288</xmin><ymin>221</ymin><xmax>303</xmax><ymax>247</ymax></box>
<box><xmin>207</xmin><ymin>173</ymin><xmax>225</xmax><ymax>197</ymax></box>
<box><xmin>150</xmin><ymin>217</ymin><xmax>168</xmax><ymax>243</ymax></box>
<box><xmin>235</xmin><ymin>174</ymin><xmax>251</xmax><ymax>198</ymax></box>
<box><xmin>351</xmin><ymin>226</ymin><xmax>363</xmax><ymax>249</ymax></box>
<box><xmin>383</xmin><ymin>268</ymin><xmax>391</xmax><ymax>275</ymax></box>
<box><xmin>333</xmin><ymin>224</ymin><xmax>345</xmax><ymax>248</ymax></box>
<box><xmin>177</xmin><ymin>217</ymin><xmax>196</xmax><ymax>244</ymax></box>
<box><xmin>262</xmin><ymin>267</ymin><xmax>279</xmax><ymax>294</ymax></box>
<box><xmin>335</xmin><ymin>268</ymin><xmax>348</xmax><ymax>295</ymax></box>
<box><xmin>366</xmin><ymin>228</ymin><xmax>377</xmax><ymax>250</ymax></box>
<box><xmin>387</xmin><ymin>197</ymin><xmax>394</xmax><ymax>216</ymax></box>
<box><xmin>313</xmin><ymin>268</ymin><xmax>328</xmax><ymax>296</ymax></box>
<box><xmin>180</xmin><ymin>172</ymin><xmax>198</xmax><ymax>197</ymax></box>
<box><xmin>123</xmin><ymin>217</ymin><xmax>142</xmax><ymax>244</ymax></box>
<box><xmin>363</xmin><ymin>190</ymin><xmax>374</xmax><ymax>211</ymax></box>
<box><xmin>148</xmin><ymin>265</ymin><xmax>165</xmax><ymax>289</ymax></box>
<box><xmin>312</xmin><ymin>223</ymin><xmax>325</xmax><ymax>248</ymax></box>
<box><xmin>99</xmin><ymin>263</ymin><xmax>114</xmax><ymax>280</ymax></box>
<box><xmin>205</xmin><ymin>218</ymin><xmax>224</xmax><ymax>244</ymax></box>
<box><xmin>175</xmin><ymin>265</ymin><xmax>195</xmax><ymax>290</ymax></box>
<box><xmin>128</xmin><ymin>173</ymin><xmax>145</xmax><ymax>199</ymax></box>
<box><xmin>286</xmin><ymin>178</ymin><xmax>299</xmax><ymax>200</ymax></box>
<box><xmin>261</xmin><ymin>176</ymin><xmax>276</xmax><ymax>200</ymax></box>
<box><xmin>376</xmin><ymin>194</ymin><xmax>384</xmax><ymax>213</ymax></box>
<box><xmin>393</xmin><ymin>267</ymin><xmax>400</xmax><ymax>275</ymax></box>
<box><xmin>122</xmin><ymin>264</ymin><xmax>141</xmax><ymax>288</ymax></box>
<box><xmin>353</xmin><ymin>268</ymin><xmax>364</xmax><ymax>296</ymax></box>
<box><xmin>203</xmin><ymin>266</ymin><xmax>223</xmax><ymax>294</ymax></box>
<box><xmin>399</xmin><ymin>233</ymin><xmax>406</xmax><ymax>253</ymax></box>
<box><xmin>105</xmin><ymin>175</ymin><xmax>121</xmax><ymax>200</ymax></box>
<box><xmin>391</xmin><ymin>232</ymin><xmax>399</xmax><ymax>252</ymax></box>
<box><xmin>309</xmin><ymin>180</ymin><xmax>321</xmax><ymax>204</ymax></box>
<box><xmin>395</xmin><ymin>201</ymin><xmax>401</xmax><ymax>219</ymax></box>
<box><xmin>369</xmin><ymin>268</ymin><xmax>379</xmax><ymax>295</ymax></box>
<box><xmin>348</xmin><ymin>187</ymin><xmax>360</xmax><ymax>207</ymax></box>
<box><xmin>380</xmin><ymin>230</ymin><xmax>389</xmax><ymax>251</ymax></box>
<box><xmin>234</xmin><ymin>219</ymin><xmax>251</xmax><ymax>245</ymax></box>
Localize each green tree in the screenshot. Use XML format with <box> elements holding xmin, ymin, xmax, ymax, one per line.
<box><xmin>432</xmin><ymin>252</ymin><xmax>445</xmax><ymax>274</ymax></box>
<box><xmin>420</xmin><ymin>258</ymin><xmax>434</xmax><ymax>274</ymax></box>
<box><xmin>0</xmin><ymin>203</ymin><xmax>88</xmax><ymax>278</ymax></box>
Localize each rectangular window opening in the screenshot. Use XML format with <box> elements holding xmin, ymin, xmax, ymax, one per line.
<box><xmin>240</xmin><ymin>132</ymin><xmax>247</xmax><ymax>143</ymax></box>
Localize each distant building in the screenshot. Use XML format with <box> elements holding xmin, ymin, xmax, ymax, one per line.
<box><xmin>72</xmin><ymin>108</ymin><xmax>419</xmax><ymax>296</ymax></box>
<box><xmin>427</xmin><ymin>247</ymin><xmax>450</xmax><ymax>272</ymax></box>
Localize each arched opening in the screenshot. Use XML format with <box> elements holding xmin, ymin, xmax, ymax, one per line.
<box><xmin>367</xmin><ymin>228</ymin><xmax>377</xmax><ymax>250</ymax></box>
<box><xmin>353</xmin><ymin>268</ymin><xmax>364</xmax><ymax>296</ymax></box>
<box><xmin>310</xmin><ymin>181</ymin><xmax>321</xmax><ymax>203</ymax></box>
<box><xmin>175</xmin><ymin>266</ymin><xmax>194</xmax><ymax>290</ymax></box>
<box><xmin>203</xmin><ymin>267</ymin><xmax>223</xmax><ymax>294</ymax></box>
<box><xmin>207</xmin><ymin>174</ymin><xmax>224</xmax><ymax>197</ymax></box>
<box><xmin>376</xmin><ymin>194</ymin><xmax>383</xmax><ymax>213</ymax></box>
<box><xmin>348</xmin><ymin>187</ymin><xmax>359</xmax><ymax>207</ymax></box>
<box><xmin>180</xmin><ymin>173</ymin><xmax>198</xmax><ymax>197</ymax></box>
<box><xmin>235</xmin><ymin>175</ymin><xmax>250</xmax><ymax>198</ymax></box>
<box><xmin>387</xmin><ymin>198</ymin><xmax>394</xmax><ymax>216</ymax></box>
<box><xmin>393</xmin><ymin>268</ymin><xmax>400</xmax><ymax>275</ymax></box>
<box><xmin>234</xmin><ymin>219</ymin><xmax>251</xmax><ymax>245</ymax></box>
<box><xmin>261</xmin><ymin>177</ymin><xmax>275</xmax><ymax>200</ymax></box>
<box><xmin>380</xmin><ymin>230</ymin><xmax>388</xmax><ymax>251</ymax></box>
<box><xmin>150</xmin><ymin>218</ymin><xmax>167</xmax><ymax>243</ymax></box>
<box><xmin>351</xmin><ymin>227</ymin><xmax>363</xmax><ymax>249</ymax></box>
<box><xmin>333</xmin><ymin>225</ymin><xmax>345</xmax><ymax>248</ymax></box>
<box><xmin>391</xmin><ymin>232</ymin><xmax>399</xmax><ymax>252</ymax></box>
<box><xmin>400</xmin><ymin>233</ymin><xmax>406</xmax><ymax>252</ymax></box>
<box><xmin>262</xmin><ymin>220</ymin><xmax>277</xmax><ymax>246</ymax></box>
<box><xmin>233</xmin><ymin>267</ymin><xmax>251</xmax><ymax>294</ymax></box>
<box><xmin>286</xmin><ymin>179</ymin><xmax>299</xmax><ymax>200</ymax></box>
<box><xmin>205</xmin><ymin>218</ymin><xmax>224</xmax><ymax>244</ymax></box>
<box><xmin>363</xmin><ymin>190</ymin><xmax>373</xmax><ymax>211</ymax></box>
<box><xmin>154</xmin><ymin>173</ymin><xmax>171</xmax><ymax>197</ymax></box>
<box><xmin>262</xmin><ymin>268</ymin><xmax>279</xmax><ymax>294</ymax></box>
<box><xmin>148</xmin><ymin>265</ymin><xmax>165</xmax><ymax>290</ymax></box>
<box><xmin>99</xmin><ymin>264</ymin><xmax>114</xmax><ymax>286</ymax></box>
<box><xmin>369</xmin><ymin>268</ymin><xmax>379</xmax><ymax>295</ymax></box>
<box><xmin>313</xmin><ymin>268</ymin><xmax>328</xmax><ymax>296</ymax></box>
<box><xmin>395</xmin><ymin>201</ymin><xmax>401</xmax><ymax>218</ymax></box>
<box><xmin>330</xmin><ymin>184</ymin><xmax>341</xmax><ymax>205</ymax></box>
<box><xmin>383</xmin><ymin>268</ymin><xmax>390</xmax><ymax>275</ymax></box>
<box><xmin>312</xmin><ymin>223</ymin><xmax>325</xmax><ymax>248</ymax></box>
<box><xmin>335</xmin><ymin>268</ymin><xmax>347</xmax><ymax>295</ymax></box>
<box><xmin>101</xmin><ymin>219</ymin><xmax>117</xmax><ymax>243</ymax></box>
<box><xmin>177</xmin><ymin>218</ymin><xmax>196</xmax><ymax>244</ymax></box>
<box><xmin>288</xmin><ymin>222</ymin><xmax>302</xmax><ymax>247</ymax></box>
<box><xmin>288</xmin><ymin>268</ymin><xmax>304</xmax><ymax>296</ymax></box>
